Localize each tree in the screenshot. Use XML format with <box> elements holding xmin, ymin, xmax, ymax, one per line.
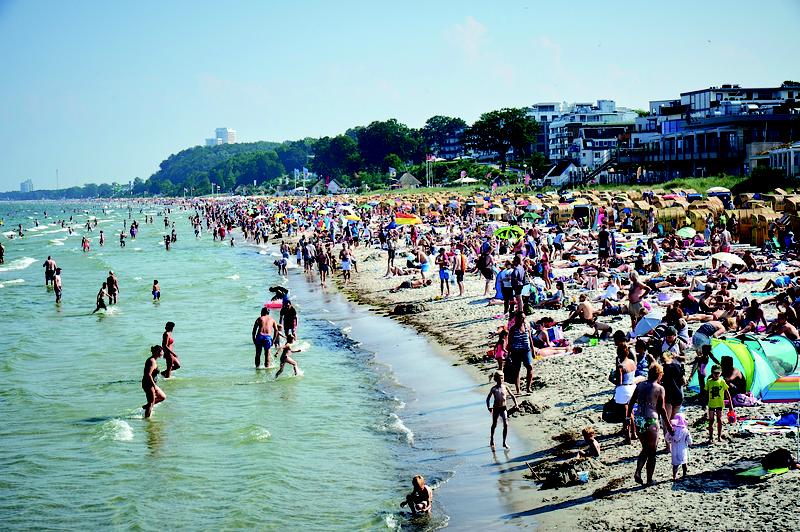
<box><xmin>311</xmin><ymin>135</ymin><xmax>362</xmax><ymax>179</ymax></box>
<box><xmin>357</xmin><ymin>119</ymin><xmax>421</xmax><ymax>169</ymax></box>
<box><xmin>383</xmin><ymin>153</ymin><xmax>403</xmax><ymax>174</ymax></box>
<box><xmin>465</xmin><ymin>108</ymin><xmax>540</xmax><ymax>169</ymax></box>
<box><xmin>275</xmin><ymin>141</ymin><xmax>311</xmax><ymax>172</ymax></box>
<box><xmin>421</xmin><ymin>115</ymin><xmax>467</xmax><ymax>153</ymax></box>
<box><xmin>132</xmin><ymin>177</ymin><xmax>146</xmax><ymax>195</ymax></box>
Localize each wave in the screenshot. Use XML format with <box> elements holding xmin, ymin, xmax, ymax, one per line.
<box><xmin>0</xmin><ymin>279</ymin><xmax>25</xmax><ymax>288</ymax></box>
<box><xmin>98</xmin><ymin>419</ymin><xmax>134</xmax><ymax>442</ymax></box>
<box><xmin>378</xmin><ymin>413</ymin><xmax>414</xmax><ymax>445</ymax></box>
<box><xmin>226</xmin><ymin>274</ymin><xmax>240</xmax><ymax>280</ymax></box>
<box><xmin>0</xmin><ymin>257</ymin><xmax>37</xmax><ymax>272</ymax></box>
<box><xmin>238</xmin><ymin>425</ymin><xmax>271</xmax><ymax>443</ymax></box>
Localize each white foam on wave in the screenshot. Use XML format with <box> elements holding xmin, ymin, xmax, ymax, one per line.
<box><xmin>226</xmin><ymin>274</ymin><xmax>240</xmax><ymax>280</ymax></box>
<box><xmin>242</xmin><ymin>425</ymin><xmax>271</xmax><ymax>443</ymax></box>
<box><xmin>381</xmin><ymin>413</ymin><xmax>414</xmax><ymax>445</ymax></box>
<box><xmin>258</xmin><ymin>250</ymin><xmax>268</xmax><ymax>255</ymax></box>
<box><xmin>100</xmin><ymin>419</ymin><xmax>134</xmax><ymax>442</ymax></box>
<box><xmin>0</xmin><ymin>257</ymin><xmax>36</xmax><ymax>272</ymax></box>
<box><xmin>0</xmin><ymin>278</ymin><xmax>25</xmax><ymax>288</ymax></box>
<box><xmin>384</xmin><ymin>514</ymin><xmax>399</xmax><ymax>530</ymax></box>
<box><xmin>340</xmin><ymin>326</ymin><xmax>352</xmax><ymax>335</ymax></box>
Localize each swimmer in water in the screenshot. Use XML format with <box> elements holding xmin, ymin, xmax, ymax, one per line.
<box><xmin>486</xmin><ymin>370</ymin><xmax>518</xmax><ymax>451</ymax></box>
<box><xmin>92</xmin><ymin>282</ymin><xmax>109</xmax><ymax>313</ymax></box>
<box><xmin>400</xmin><ymin>475</ymin><xmax>432</xmax><ymax>516</ymax></box>
<box><xmin>142</xmin><ymin>345</ymin><xmax>167</xmax><ymax>418</ymax></box>
<box><xmin>152</xmin><ymin>280</ymin><xmax>160</xmax><ymax>301</ymax></box>
<box><xmin>252</xmin><ymin>307</ymin><xmax>280</xmax><ymax>368</ymax></box>
<box><xmin>161</xmin><ymin>321</ymin><xmax>181</xmax><ymax>378</ymax></box>
<box><xmin>106</xmin><ymin>271</ymin><xmax>119</xmax><ymax>305</ymax></box>
<box><xmin>274</xmin><ymin>333</ymin><xmax>301</xmax><ymax>378</ymax></box>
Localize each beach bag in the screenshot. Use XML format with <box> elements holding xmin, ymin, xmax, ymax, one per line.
<box><xmin>732</xmin><ymin>392</ymin><xmax>759</xmax><ymax>407</ymax></box>
<box><xmin>602</xmin><ymin>399</ymin><xmax>626</xmax><ymax>424</ymax></box>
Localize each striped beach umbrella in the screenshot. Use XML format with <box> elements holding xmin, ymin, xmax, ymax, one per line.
<box><xmin>760</xmin><ymin>373</ymin><xmax>800</xmax><ymax>459</ymax></box>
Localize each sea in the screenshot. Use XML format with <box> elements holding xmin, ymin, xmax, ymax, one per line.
<box><xmin>0</xmin><ymin>202</ymin><xmax>528</xmax><ymax>530</ymax></box>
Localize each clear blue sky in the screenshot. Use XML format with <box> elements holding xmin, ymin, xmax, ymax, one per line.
<box><xmin>1</xmin><ymin>0</ymin><xmax>798</xmax><ymax>191</ymax></box>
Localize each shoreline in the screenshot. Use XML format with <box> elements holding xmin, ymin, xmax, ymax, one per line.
<box><xmin>325</xmin><ymin>243</ymin><xmax>800</xmax><ymax>530</ymax></box>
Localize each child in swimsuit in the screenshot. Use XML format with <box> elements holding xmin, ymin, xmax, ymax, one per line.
<box><xmin>152</xmin><ymin>280</ymin><xmax>160</xmax><ymax>301</ymax></box>
<box><xmin>486</xmin><ymin>371</ymin><xmax>518</xmax><ymax>451</ymax></box>
<box><xmin>274</xmin><ymin>333</ymin><xmax>302</xmax><ymax>379</ymax></box>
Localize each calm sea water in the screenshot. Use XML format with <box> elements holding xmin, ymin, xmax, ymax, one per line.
<box><xmin>0</xmin><ymin>202</ymin><xmax>526</xmax><ymax>531</ymax></box>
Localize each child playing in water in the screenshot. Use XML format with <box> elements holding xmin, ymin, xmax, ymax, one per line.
<box><xmin>666</xmin><ymin>413</ymin><xmax>692</xmax><ymax>480</ymax></box>
<box><xmin>274</xmin><ymin>333</ymin><xmax>302</xmax><ymax>379</ymax></box>
<box><xmin>152</xmin><ymin>280</ymin><xmax>160</xmax><ymax>301</ymax></box>
<box><xmin>704</xmin><ymin>365</ymin><xmax>733</xmax><ymax>443</ymax></box>
<box><xmin>486</xmin><ymin>371</ymin><xmax>518</xmax><ymax>451</ymax></box>
<box><xmin>400</xmin><ymin>475</ymin><xmax>432</xmax><ymax>516</ymax></box>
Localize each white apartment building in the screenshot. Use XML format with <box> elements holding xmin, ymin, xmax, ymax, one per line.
<box><xmin>20</xmin><ymin>179</ymin><xmax>33</xmax><ymax>193</ymax></box>
<box><xmin>215</xmin><ymin>128</ymin><xmax>236</xmax><ymax>144</ymax></box>
<box><xmin>548</xmin><ymin>100</ymin><xmax>637</xmax><ymax>162</ymax></box>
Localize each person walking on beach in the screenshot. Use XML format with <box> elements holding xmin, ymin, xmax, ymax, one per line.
<box><xmin>161</xmin><ymin>321</ymin><xmax>181</xmax><ymax>378</ymax></box>
<box><xmin>142</xmin><ymin>345</ymin><xmax>167</xmax><ymax>418</ymax></box>
<box><xmin>486</xmin><ymin>371</ymin><xmax>518</xmax><ymax>451</ymax></box>
<box><xmin>43</xmin><ymin>256</ymin><xmax>57</xmax><ymax>287</ymax></box>
<box><xmin>53</xmin><ymin>267</ymin><xmax>62</xmax><ymax>303</ymax></box>
<box><xmin>316</xmin><ymin>243</ymin><xmax>330</xmax><ymax>287</ymax></box>
<box><xmin>92</xmin><ymin>282</ymin><xmax>109</xmax><ymax>313</ymax></box>
<box><xmin>106</xmin><ymin>271</ymin><xmax>119</xmax><ymax>305</ymax></box>
<box><xmin>252</xmin><ymin>308</ymin><xmax>280</xmax><ymax>368</ymax></box>
<box><xmin>628</xmin><ymin>363</ymin><xmax>674</xmax><ymax>486</ymax></box>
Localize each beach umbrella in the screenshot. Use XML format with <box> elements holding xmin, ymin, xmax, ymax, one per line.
<box><xmin>359</xmin><ymin>204</ymin><xmax>372</xmax><ymax>210</ymax></box>
<box><xmin>487</xmin><ymin>207</ymin><xmax>506</xmax><ymax>215</ymax></box>
<box><xmin>633</xmin><ymin>311</ymin><xmax>663</xmax><ymax>337</ymax></box>
<box><xmin>395</xmin><ymin>215</ymin><xmax>422</xmax><ymax>225</ymax></box>
<box><xmin>711</xmin><ymin>252</ymin><xmax>745</xmax><ymax>266</ymax></box>
<box><xmin>274</xmin><ymin>213</ymin><xmax>286</xmax><ymax>219</ymax></box>
<box><xmin>522</xmin><ymin>212</ymin><xmax>541</xmax><ymax>221</ymax></box>
<box><xmin>516</xmin><ymin>199</ymin><xmax>530</xmax><ymax>207</ymax></box>
<box><xmin>707</xmin><ymin>187</ymin><xmax>730</xmax><ymax>194</ymax></box>
<box><xmin>760</xmin><ymin>373</ymin><xmax>800</xmax><ymax>459</ymax></box>
<box><xmin>493</xmin><ymin>225</ymin><xmax>525</xmax><ymax>241</ymax></box>
<box><xmin>476</xmin><ymin>208</ymin><xmax>488</xmax><ymax>215</ymax></box>
<box><xmin>344</xmin><ymin>214</ymin><xmax>360</xmax><ymax>221</ymax></box>
<box><xmin>676</xmin><ymin>226</ymin><xmax>696</xmax><ymax>239</ymax></box>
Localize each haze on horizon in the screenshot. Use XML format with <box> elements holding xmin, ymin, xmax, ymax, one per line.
<box><xmin>1</xmin><ymin>0</ymin><xmax>798</xmax><ymax>191</ymax></box>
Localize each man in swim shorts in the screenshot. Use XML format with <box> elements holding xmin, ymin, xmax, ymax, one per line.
<box><xmin>43</xmin><ymin>256</ymin><xmax>57</xmax><ymax>287</ymax></box>
<box><xmin>106</xmin><ymin>271</ymin><xmax>119</xmax><ymax>305</ymax></box>
<box><xmin>252</xmin><ymin>307</ymin><xmax>280</xmax><ymax>368</ymax></box>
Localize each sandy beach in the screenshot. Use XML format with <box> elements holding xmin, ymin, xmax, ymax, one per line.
<box><xmin>336</xmin><ymin>242</ymin><xmax>800</xmax><ymax>530</ymax></box>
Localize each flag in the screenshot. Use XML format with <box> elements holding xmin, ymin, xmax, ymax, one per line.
<box><xmin>302</xmin><ymin>167</ymin><xmax>309</xmax><ymax>177</ymax></box>
<box><xmin>426</xmin><ymin>154</ymin><xmax>435</xmax><ymax>162</ymax></box>
<box><xmin>485</xmin><ymin>171</ymin><xmax>492</xmax><ymax>179</ymax></box>
<box><xmin>389</xmin><ymin>167</ymin><xmax>397</xmax><ymax>177</ymax></box>
<box><xmin>524</xmin><ymin>173</ymin><xmax>531</xmax><ymax>185</ymax></box>
<box><xmin>325</xmin><ymin>175</ymin><xmax>330</xmax><ymax>185</ymax></box>
<box><xmin>294</xmin><ymin>168</ymin><xmax>300</xmax><ymax>179</ymax></box>
<box><xmin>460</xmin><ymin>170</ymin><xmax>467</xmax><ymax>178</ymax></box>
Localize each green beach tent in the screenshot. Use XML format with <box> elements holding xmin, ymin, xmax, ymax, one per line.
<box><xmin>688</xmin><ymin>337</ymin><xmax>779</xmax><ymax>397</ymax></box>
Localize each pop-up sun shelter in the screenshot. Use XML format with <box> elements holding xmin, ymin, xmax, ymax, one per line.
<box><xmin>688</xmin><ymin>335</ymin><xmax>799</xmax><ymax>397</ymax></box>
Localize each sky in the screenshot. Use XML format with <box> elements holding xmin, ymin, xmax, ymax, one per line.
<box><xmin>1</xmin><ymin>0</ymin><xmax>798</xmax><ymax>191</ymax></box>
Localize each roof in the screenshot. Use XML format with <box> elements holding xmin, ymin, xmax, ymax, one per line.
<box><xmin>546</xmin><ymin>161</ymin><xmax>575</xmax><ymax>177</ymax></box>
<box><xmin>397</xmin><ymin>172</ymin><xmax>421</xmax><ymax>187</ymax></box>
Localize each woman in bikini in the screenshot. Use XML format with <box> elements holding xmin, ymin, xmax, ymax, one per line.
<box><xmin>161</xmin><ymin>321</ymin><xmax>181</xmax><ymax>378</ymax></box>
<box><xmin>142</xmin><ymin>345</ymin><xmax>166</xmax><ymax>418</ymax></box>
<box><xmin>628</xmin><ymin>363</ymin><xmax>673</xmax><ymax>485</ymax></box>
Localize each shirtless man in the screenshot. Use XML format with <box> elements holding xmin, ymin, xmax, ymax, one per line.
<box><xmin>486</xmin><ymin>371</ymin><xmax>518</xmax><ymax>451</ymax></box>
<box><xmin>252</xmin><ymin>307</ymin><xmax>280</xmax><ymax>368</ymax></box>
<box><xmin>106</xmin><ymin>271</ymin><xmax>119</xmax><ymax>305</ymax></box>
<box><xmin>389</xmin><ymin>278</ymin><xmax>432</xmax><ymax>293</ymax></box>
<box><xmin>92</xmin><ymin>282</ymin><xmax>109</xmax><ymax>313</ymax></box>
<box><xmin>627</xmin><ymin>271</ymin><xmax>651</xmax><ymax>329</ymax></box>
<box><xmin>561</xmin><ymin>294</ymin><xmax>599</xmax><ymax>328</ymax></box>
<box><xmin>43</xmin><ymin>256</ymin><xmax>57</xmax><ymax>287</ymax></box>
<box><xmin>316</xmin><ymin>244</ymin><xmax>330</xmax><ymax>287</ymax></box>
<box><xmin>628</xmin><ymin>363</ymin><xmax>674</xmax><ymax>486</ymax></box>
